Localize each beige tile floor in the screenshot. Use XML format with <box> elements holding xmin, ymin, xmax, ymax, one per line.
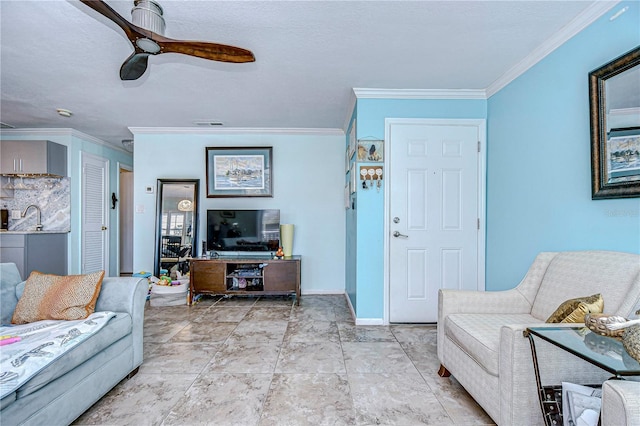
<box><xmin>74</xmin><ymin>295</ymin><xmax>494</xmax><ymax>426</ymax></box>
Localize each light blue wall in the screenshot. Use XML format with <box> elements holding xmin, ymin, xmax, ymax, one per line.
<box><xmin>351</xmin><ymin>99</ymin><xmax>487</xmax><ymax>320</ymax></box>
<box><xmin>0</xmin><ymin>129</ymin><xmax>133</xmax><ymax>276</ymax></box>
<box><xmin>132</xmin><ymin>131</ymin><xmax>346</xmax><ymax>294</ymax></box>
<box><xmin>486</xmin><ymin>2</ymin><xmax>640</xmax><ymax>291</ymax></box>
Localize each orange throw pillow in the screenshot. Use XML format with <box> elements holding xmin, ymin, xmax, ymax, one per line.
<box><xmin>11</xmin><ymin>270</ymin><xmax>105</xmax><ymax>324</ymax></box>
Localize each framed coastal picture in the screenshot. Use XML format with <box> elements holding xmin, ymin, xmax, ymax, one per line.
<box><xmin>357</xmin><ymin>139</ymin><xmax>383</xmax><ymax>162</ymax></box>
<box><xmin>206</xmin><ymin>146</ymin><xmax>273</xmax><ymax>197</ymax></box>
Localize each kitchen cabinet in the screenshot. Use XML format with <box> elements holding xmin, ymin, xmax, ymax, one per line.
<box><xmin>0</xmin><ymin>140</ymin><xmax>67</xmax><ymax>176</ymax></box>
<box><xmin>0</xmin><ymin>233</ymin><xmax>68</xmax><ymax>278</ymax></box>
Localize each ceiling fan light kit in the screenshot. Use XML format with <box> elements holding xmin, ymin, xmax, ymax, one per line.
<box><xmin>132</xmin><ymin>0</ymin><xmax>163</xmax><ymax>53</ymax></box>
<box><xmin>131</xmin><ymin>0</ymin><xmax>165</xmax><ymax>35</ymax></box>
<box><xmin>79</xmin><ymin>0</ymin><xmax>255</xmax><ymax>81</ymax></box>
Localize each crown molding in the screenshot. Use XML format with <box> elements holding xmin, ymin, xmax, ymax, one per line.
<box><xmin>0</xmin><ymin>128</ymin><xmax>130</xmax><ymax>154</ymax></box>
<box><xmin>353</xmin><ymin>88</ymin><xmax>487</xmax><ymax>99</ymax></box>
<box><xmin>486</xmin><ymin>1</ymin><xmax>620</xmax><ymax>97</ymax></box>
<box><xmin>128</xmin><ymin>127</ymin><xmax>345</xmax><ymax>136</ymax></box>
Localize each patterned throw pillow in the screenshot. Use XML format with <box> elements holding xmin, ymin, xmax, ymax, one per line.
<box><xmin>11</xmin><ymin>270</ymin><xmax>105</xmax><ymax>324</ymax></box>
<box><xmin>545</xmin><ymin>293</ymin><xmax>604</xmax><ymax>324</ymax></box>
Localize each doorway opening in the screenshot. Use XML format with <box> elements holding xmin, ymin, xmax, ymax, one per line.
<box><xmin>119</xmin><ymin>164</ymin><xmax>134</xmax><ymax>276</ymax></box>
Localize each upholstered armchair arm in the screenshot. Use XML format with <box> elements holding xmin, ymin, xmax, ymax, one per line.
<box><xmin>437</xmin><ymin>288</ymin><xmax>532</xmax><ymax>362</ymax></box>
<box><xmin>438</xmin><ymin>252</ymin><xmax>559</xmax><ymax>367</ymax></box>
<box><xmin>602</xmin><ymin>380</ymin><xmax>640</xmax><ymax>426</ymax></box>
<box><xmin>95</xmin><ymin>277</ymin><xmax>148</xmax><ymax>369</ymax></box>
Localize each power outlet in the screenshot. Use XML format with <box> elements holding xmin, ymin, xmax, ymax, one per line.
<box><xmin>11</xmin><ymin>210</ymin><xmax>21</xmax><ymax>219</ymax></box>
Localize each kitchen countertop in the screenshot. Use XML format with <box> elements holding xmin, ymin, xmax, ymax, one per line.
<box><xmin>0</xmin><ymin>230</ymin><xmax>70</xmax><ymax>234</ymax></box>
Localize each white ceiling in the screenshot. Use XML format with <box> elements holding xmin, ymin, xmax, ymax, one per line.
<box><xmin>0</xmin><ymin>0</ymin><xmax>620</xmax><ymax>149</ymax></box>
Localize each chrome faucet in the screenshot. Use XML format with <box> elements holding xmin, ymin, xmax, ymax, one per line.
<box><xmin>21</xmin><ymin>205</ymin><xmax>43</xmax><ymax>231</ymax></box>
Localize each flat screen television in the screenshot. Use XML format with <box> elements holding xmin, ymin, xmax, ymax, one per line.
<box><xmin>206</xmin><ymin>209</ymin><xmax>280</xmax><ymax>256</ymax></box>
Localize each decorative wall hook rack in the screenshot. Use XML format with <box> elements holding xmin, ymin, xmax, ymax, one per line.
<box><xmin>359</xmin><ymin>166</ymin><xmax>383</xmax><ymax>192</ymax></box>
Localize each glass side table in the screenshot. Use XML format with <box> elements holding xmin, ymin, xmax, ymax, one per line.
<box><xmin>524</xmin><ymin>326</ymin><xmax>640</xmax><ymax>426</ymax></box>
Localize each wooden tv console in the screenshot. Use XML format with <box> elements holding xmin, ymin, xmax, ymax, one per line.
<box><xmin>189</xmin><ymin>256</ymin><xmax>301</xmax><ymax>305</ymax></box>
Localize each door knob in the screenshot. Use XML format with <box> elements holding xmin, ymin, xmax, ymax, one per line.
<box><xmin>101</xmin><ymin>226</ymin><xmax>107</xmax><ymax>231</ymax></box>
<box><xmin>393</xmin><ymin>231</ymin><xmax>408</xmax><ymax>238</ymax></box>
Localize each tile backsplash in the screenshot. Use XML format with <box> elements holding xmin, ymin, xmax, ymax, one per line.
<box><xmin>0</xmin><ymin>176</ymin><xmax>70</xmax><ymax>232</ymax></box>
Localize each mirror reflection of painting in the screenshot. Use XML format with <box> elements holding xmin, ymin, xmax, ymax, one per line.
<box><xmin>155</xmin><ymin>180</ymin><xmax>199</xmax><ymax>278</ymax></box>
<box><xmin>606</xmin><ymin>134</ymin><xmax>640</xmax><ymax>184</ymax></box>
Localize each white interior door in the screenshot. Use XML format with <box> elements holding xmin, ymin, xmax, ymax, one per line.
<box><xmin>388</xmin><ymin>119</ymin><xmax>484</xmax><ymax>323</ymax></box>
<box><xmin>82</xmin><ymin>152</ymin><xmax>109</xmax><ymax>274</ymax></box>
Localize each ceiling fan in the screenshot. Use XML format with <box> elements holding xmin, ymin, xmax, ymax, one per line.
<box><xmin>79</xmin><ymin>0</ymin><xmax>255</xmax><ymax>80</ymax></box>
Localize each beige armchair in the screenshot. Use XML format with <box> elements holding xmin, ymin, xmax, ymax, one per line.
<box><xmin>437</xmin><ymin>251</ymin><xmax>640</xmax><ymax>425</ymax></box>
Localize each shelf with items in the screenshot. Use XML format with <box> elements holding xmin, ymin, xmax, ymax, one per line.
<box><xmin>189</xmin><ymin>257</ymin><xmax>301</xmax><ymax>304</ymax></box>
<box><xmin>226</xmin><ymin>263</ymin><xmax>265</xmax><ymax>291</ymax></box>
<box><xmin>227</xmin><ymin>277</ymin><xmax>264</xmax><ymax>291</ymax></box>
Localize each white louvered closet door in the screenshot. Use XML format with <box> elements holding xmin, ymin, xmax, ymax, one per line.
<box><xmin>81</xmin><ymin>152</ymin><xmax>109</xmax><ymax>274</ymax></box>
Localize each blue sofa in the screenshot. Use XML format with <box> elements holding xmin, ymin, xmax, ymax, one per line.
<box><xmin>0</xmin><ymin>263</ymin><xmax>147</xmax><ymax>426</ymax></box>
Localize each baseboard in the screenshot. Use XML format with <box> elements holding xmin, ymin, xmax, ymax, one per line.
<box><xmin>355</xmin><ymin>318</ymin><xmax>385</xmax><ymax>326</ymax></box>
<box><xmin>343</xmin><ymin>293</ymin><xmax>383</xmax><ymax>325</ymax></box>
<box><xmin>345</xmin><ymin>293</ymin><xmax>356</xmax><ymax>320</ymax></box>
<box><xmin>297</xmin><ymin>292</ymin><xmax>382</xmax><ymax>325</ymax></box>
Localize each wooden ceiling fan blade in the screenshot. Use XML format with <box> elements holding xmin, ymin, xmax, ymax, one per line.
<box><xmin>120</xmin><ymin>53</ymin><xmax>150</xmax><ymax>80</ymax></box>
<box><xmin>80</xmin><ymin>0</ymin><xmax>254</xmax><ymax>80</ymax></box>
<box><xmin>157</xmin><ymin>40</ymin><xmax>255</xmax><ymax>63</ymax></box>
<box><xmin>79</xmin><ymin>0</ymin><xmax>142</xmax><ymax>40</ymax></box>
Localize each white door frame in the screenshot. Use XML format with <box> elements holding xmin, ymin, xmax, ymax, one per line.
<box><xmin>383</xmin><ymin>118</ymin><xmax>487</xmax><ymax>325</ymax></box>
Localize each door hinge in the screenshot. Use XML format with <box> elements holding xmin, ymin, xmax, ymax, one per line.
<box><xmin>477</xmin><ymin>141</ymin><xmax>481</xmax><ymax>152</ymax></box>
<box><xmin>477</xmin><ymin>218</ymin><xmax>480</xmax><ymax>230</ymax></box>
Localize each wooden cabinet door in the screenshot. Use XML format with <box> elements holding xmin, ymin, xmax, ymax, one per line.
<box><xmin>191</xmin><ymin>260</ymin><xmax>226</xmax><ymax>293</ymax></box>
<box><xmin>263</xmin><ymin>261</ymin><xmax>299</xmax><ymax>291</ymax></box>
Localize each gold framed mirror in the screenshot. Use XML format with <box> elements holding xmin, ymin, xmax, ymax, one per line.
<box><xmin>154</xmin><ymin>179</ymin><xmax>199</xmax><ymax>277</ymax></box>
<box><xmin>589</xmin><ymin>46</ymin><xmax>640</xmax><ymax>199</ymax></box>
